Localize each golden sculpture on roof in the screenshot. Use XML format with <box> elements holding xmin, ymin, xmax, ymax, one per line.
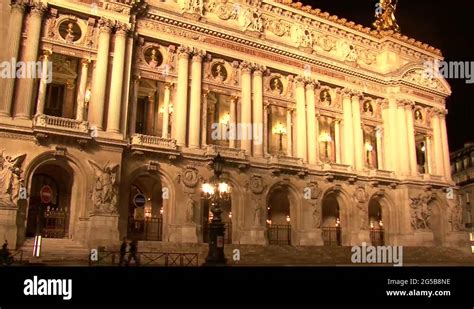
<box><xmin>373</xmin><ymin>0</ymin><xmax>400</xmax><ymax>32</ymax></box>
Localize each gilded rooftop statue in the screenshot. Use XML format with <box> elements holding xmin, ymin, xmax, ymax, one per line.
<box><xmin>373</xmin><ymin>0</ymin><xmax>400</xmax><ymax>32</ymax></box>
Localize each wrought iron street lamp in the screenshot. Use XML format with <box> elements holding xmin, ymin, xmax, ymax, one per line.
<box><xmin>201</xmin><ymin>153</ymin><xmax>230</xmax><ymax>266</ymax></box>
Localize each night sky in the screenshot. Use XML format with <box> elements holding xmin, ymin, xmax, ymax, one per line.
<box><xmin>302</xmin><ymin>0</ymin><xmax>474</xmax><ymax>152</ymax></box>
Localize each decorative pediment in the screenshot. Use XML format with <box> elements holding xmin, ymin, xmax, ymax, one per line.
<box><xmin>402</xmin><ymin>68</ymin><xmax>451</xmax><ymax>95</ymax></box>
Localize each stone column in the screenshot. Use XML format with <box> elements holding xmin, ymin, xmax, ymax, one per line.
<box><xmin>351</xmin><ymin>92</ymin><xmax>364</xmax><ymax>170</ymax></box>
<box><xmin>201</xmin><ymin>91</ymin><xmax>209</xmax><ymax>146</ymax></box>
<box><xmin>334</xmin><ymin>118</ymin><xmax>341</xmax><ymax>164</ymax></box>
<box><xmin>381</xmin><ymin>100</ymin><xmax>392</xmax><ymax>171</ymax></box>
<box><xmin>89</xmin><ymin>19</ymin><xmax>112</xmax><ymax>130</ymax></box>
<box><xmin>396</xmin><ymin>100</ymin><xmax>410</xmax><ymax>175</ymax></box>
<box><xmin>0</xmin><ymin>2</ymin><xmax>25</xmax><ymax>117</ymax></box>
<box><xmin>240</xmin><ymin>62</ymin><xmax>252</xmax><ymax>155</ymax></box>
<box><xmin>405</xmin><ymin>101</ymin><xmax>418</xmax><ymax>175</ymax></box>
<box><xmin>341</xmin><ymin>89</ymin><xmax>354</xmax><ymax>167</ymax></box>
<box><xmin>35</xmin><ymin>50</ymin><xmax>51</xmax><ymax>116</ymax></box>
<box><xmin>295</xmin><ymin>76</ymin><xmax>307</xmax><ymax>161</ymax></box>
<box><xmin>76</xmin><ymin>59</ymin><xmax>90</xmax><ymax>121</ymax></box>
<box><xmin>431</xmin><ymin>110</ymin><xmax>444</xmax><ymax>176</ymax></box>
<box><xmin>439</xmin><ymin>110</ymin><xmax>451</xmax><ymax>181</ymax></box>
<box><xmin>129</xmin><ymin>74</ymin><xmax>140</xmax><ymax>135</ymax></box>
<box><xmin>263</xmin><ymin>103</ymin><xmax>270</xmax><ymax>155</ymax></box>
<box><xmin>425</xmin><ymin>135</ymin><xmax>433</xmax><ymax>175</ymax></box>
<box><xmin>252</xmin><ymin>65</ymin><xmax>265</xmax><ymax>157</ymax></box>
<box><xmin>13</xmin><ymin>3</ymin><xmax>45</xmax><ymax>119</ymax></box>
<box><xmin>376</xmin><ymin>126</ymin><xmax>383</xmax><ymax>170</ymax></box>
<box><xmin>161</xmin><ymin>83</ymin><xmax>171</xmax><ymax>138</ymax></box>
<box><xmin>305</xmin><ymin>81</ymin><xmax>318</xmax><ymax>165</ymax></box>
<box><xmin>146</xmin><ymin>96</ymin><xmax>155</xmax><ymax>135</ymax></box>
<box><xmin>286</xmin><ymin>108</ymin><xmax>293</xmax><ymax>157</ymax></box>
<box><xmin>106</xmin><ymin>24</ymin><xmax>128</xmax><ymax>133</ymax></box>
<box><xmin>188</xmin><ymin>51</ymin><xmax>204</xmax><ymax>148</ymax></box>
<box><xmin>175</xmin><ymin>46</ymin><xmax>190</xmax><ymax>147</ymax></box>
<box><xmin>229</xmin><ymin>96</ymin><xmax>237</xmax><ymax>149</ymax></box>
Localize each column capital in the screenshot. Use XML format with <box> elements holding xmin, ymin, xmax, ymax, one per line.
<box><xmin>377</xmin><ymin>98</ymin><xmax>389</xmax><ymax>109</ymax></box>
<box><xmin>10</xmin><ymin>0</ymin><xmax>26</xmax><ymax>12</ymax></box>
<box><xmin>252</xmin><ymin>64</ymin><xmax>267</xmax><ymax>76</ymax></box>
<box><xmin>287</xmin><ymin>107</ymin><xmax>295</xmax><ymax>113</ymax></box>
<box><xmin>164</xmin><ymin>82</ymin><xmax>174</xmax><ymax>90</ymax></box>
<box><xmin>295</xmin><ymin>75</ymin><xmax>306</xmax><ymax>87</ymax></box>
<box><xmin>40</xmin><ymin>49</ymin><xmax>52</xmax><ymax>60</ymax></box>
<box><xmin>132</xmin><ymin>73</ymin><xmax>141</xmax><ymax>82</ymax></box>
<box><xmin>351</xmin><ymin>90</ymin><xmax>364</xmax><ymax>101</ymax></box>
<box><xmin>29</xmin><ymin>2</ymin><xmax>46</xmax><ymax>17</ymax></box>
<box><xmin>305</xmin><ymin>79</ymin><xmax>319</xmax><ymax>90</ymax></box>
<box><xmin>341</xmin><ymin>88</ymin><xmax>353</xmax><ymax>99</ymax></box>
<box><xmin>81</xmin><ymin>58</ymin><xmax>91</xmax><ymax>66</ymax></box>
<box><xmin>115</xmin><ymin>22</ymin><xmax>131</xmax><ymax>36</ymax></box>
<box><xmin>191</xmin><ymin>49</ymin><xmax>206</xmax><ymax>62</ymax></box>
<box><xmin>239</xmin><ymin>61</ymin><xmax>253</xmax><ymax>73</ymax></box>
<box><xmin>230</xmin><ymin>95</ymin><xmax>239</xmax><ymax>103</ymax></box>
<box><xmin>98</xmin><ymin>18</ymin><xmax>114</xmax><ymax>33</ymax></box>
<box><xmin>177</xmin><ymin>45</ymin><xmax>192</xmax><ymax>59</ymax></box>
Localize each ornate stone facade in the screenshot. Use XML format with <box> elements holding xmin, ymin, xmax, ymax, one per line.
<box><xmin>0</xmin><ymin>0</ymin><xmax>467</xmax><ymax>250</ymax></box>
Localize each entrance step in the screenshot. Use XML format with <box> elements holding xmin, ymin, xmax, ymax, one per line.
<box><xmin>17</xmin><ymin>238</ymin><xmax>91</xmax><ymax>264</ymax></box>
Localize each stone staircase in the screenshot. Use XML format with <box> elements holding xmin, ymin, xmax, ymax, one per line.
<box><xmin>16</xmin><ymin>238</ymin><xmax>91</xmax><ymax>265</ymax></box>
<box><xmin>11</xmin><ymin>239</ymin><xmax>474</xmax><ymax>266</ymax></box>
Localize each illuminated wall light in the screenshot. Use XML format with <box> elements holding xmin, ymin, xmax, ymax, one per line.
<box><xmin>286</xmin><ymin>215</ymin><xmax>290</xmax><ymax>223</ymax></box>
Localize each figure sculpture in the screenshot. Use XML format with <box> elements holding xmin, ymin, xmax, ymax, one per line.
<box><xmin>373</xmin><ymin>0</ymin><xmax>400</xmax><ymax>32</ymax></box>
<box><xmin>0</xmin><ymin>152</ymin><xmax>26</xmax><ymax>207</ymax></box>
<box><xmin>89</xmin><ymin>160</ymin><xmax>119</xmax><ymax>213</ymax></box>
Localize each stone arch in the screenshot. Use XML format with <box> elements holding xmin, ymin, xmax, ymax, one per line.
<box><xmin>221</xmin><ymin>173</ymin><xmax>244</xmax><ymax>244</ymax></box>
<box><xmin>21</xmin><ymin>151</ymin><xmax>88</xmax><ymax>244</ymax></box>
<box><xmin>120</xmin><ymin>165</ymin><xmax>176</xmax><ymax>242</ymax></box>
<box><xmin>368</xmin><ymin>190</ymin><xmax>398</xmax><ymax>245</ymax></box>
<box><xmin>264</xmin><ymin>180</ymin><xmax>303</xmax><ymax>245</ymax></box>
<box><xmin>320</xmin><ymin>186</ymin><xmax>352</xmax><ymax>246</ymax></box>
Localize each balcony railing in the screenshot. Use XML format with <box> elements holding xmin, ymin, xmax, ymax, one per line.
<box><xmin>33</xmin><ymin>114</ymin><xmax>89</xmax><ymax>134</ymax></box>
<box><xmin>269</xmin><ymin>155</ymin><xmax>304</xmax><ymax>167</ymax></box>
<box><xmin>204</xmin><ymin>144</ymin><xmax>246</xmax><ymax>160</ymax></box>
<box><xmin>130</xmin><ymin>134</ymin><xmax>178</xmax><ymax>151</ymax></box>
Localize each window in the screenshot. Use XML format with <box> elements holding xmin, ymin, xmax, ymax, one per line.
<box><xmin>363</xmin><ymin>127</ymin><xmax>378</xmax><ymax>169</ymax></box>
<box><xmin>206</xmin><ymin>92</ymin><xmax>231</xmax><ymax>147</ymax></box>
<box><xmin>318</xmin><ymin>116</ymin><xmax>336</xmax><ymax>162</ymax></box>
<box><xmin>45</xmin><ymin>84</ymin><xmax>65</xmax><ymax>117</ymax></box>
<box><xmin>415</xmin><ymin>134</ymin><xmax>428</xmax><ymax>174</ymax></box>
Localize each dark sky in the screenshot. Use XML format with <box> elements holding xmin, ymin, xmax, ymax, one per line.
<box><xmin>301</xmin><ymin>0</ymin><xmax>474</xmax><ymax>151</ymax></box>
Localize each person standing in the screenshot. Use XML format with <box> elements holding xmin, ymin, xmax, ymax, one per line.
<box><xmin>127</xmin><ymin>239</ymin><xmax>139</xmax><ymax>266</ymax></box>
<box><xmin>118</xmin><ymin>237</ymin><xmax>128</xmax><ymax>266</ymax></box>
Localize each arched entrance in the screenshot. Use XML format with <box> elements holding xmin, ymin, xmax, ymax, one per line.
<box><xmin>26</xmin><ymin>163</ymin><xmax>73</xmax><ymax>238</ymax></box>
<box><xmin>368</xmin><ymin>199</ymin><xmax>384</xmax><ymax>245</ymax></box>
<box><xmin>267</xmin><ymin>187</ymin><xmax>291</xmax><ymax>245</ymax></box>
<box><xmin>321</xmin><ymin>193</ymin><xmax>341</xmax><ymax>246</ymax></box>
<box><xmin>202</xmin><ymin>198</ymin><xmax>232</xmax><ymax>244</ymax></box>
<box><xmin>127</xmin><ymin>174</ymin><xmax>163</xmax><ymax>241</ymax></box>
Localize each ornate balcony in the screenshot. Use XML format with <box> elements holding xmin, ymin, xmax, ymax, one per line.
<box><xmin>129</xmin><ymin>134</ymin><xmax>178</xmax><ymax>153</ymax></box>
<box><xmin>33</xmin><ymin>114</ymin><xmax>90</xmax><ymax>139</ymax></box>
<box><xmin>269</xmin><ymin>155</ymin><xmax>304</xmax><ymax>167</ymax></box>
<box><xmin>204</xmin><ymin>144</ymin><xmax>246</xmax><ymax>160</ymax></box>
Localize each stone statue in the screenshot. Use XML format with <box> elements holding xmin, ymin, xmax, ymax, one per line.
<box><xmin>409</xmin><ymin>194</ymin><xmax>432</xmax><ymax>230</ymax></box>
<box><xmin>311</xmin><ymin>203</ymin><xmax>321</xmax><ymax>229</ymax></box>
<box><xmin>149</xmin><ymin>49</ymin><xmax>159</xmax><ymax>67</ymax></box>
<box><xmin>88</xmin><ymin>160</ymin><xmax>119</xmax><ymax>214</ymax></box>
<box><xmin>0</xmin><ymin>152</ymin><xmax>26</xmax><ymax>207</ymax></box>
<box><xmin>185</xmin><ymin>197</ymin><xmax>195</xmax><ymax>223</ymax></box>
<box><xmin>449</xmin><ymin>196</ymin><xmax>464</xmax><ymax>231</ymax></box>
<box><xmin>179</xmin><ymin>0</ymin><xmax>204</xmax><ymax>16</ymax></box>
<box><xmin>65</xmin><ymin>23</ymin><xmax>76</xmax><ymax>43</ymax></box>
<box><xmin>253</xmin><ymin>200</ymin><xmax>262</xmax><ymax>227</ymax></box>
<box><xmin>373</xmin><ymin>0</ymin><xmax>400</xmax><ymax>32</ymax></box>
<box><xmin>239</xmin><ymin>8</ymin><xmax>263</xmax><ymax>33</ymax></box>
<box><xmin>353</xmin><ymin>187</ymin><xmax>369</xmax><ymax>230</ymax></box>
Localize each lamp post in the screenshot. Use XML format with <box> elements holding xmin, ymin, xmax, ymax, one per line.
<box><xmin>273</xmin><ymin>122</ymin><xmax>287</xmax><ymax>154</ymax></box>
<box><xmin>365</xmin><ymin>142</ymin><xmax>374</xmax><ymax>167</ymax></box>
<box><xmin>319</xmin><ymin>132</ymin><xmax>332</xmax><ymax>161</ymax></box>
<box><xmin>202</xmin><ymin>153</ymin><xmax>230</xmax><ymax>266</ymax></box>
